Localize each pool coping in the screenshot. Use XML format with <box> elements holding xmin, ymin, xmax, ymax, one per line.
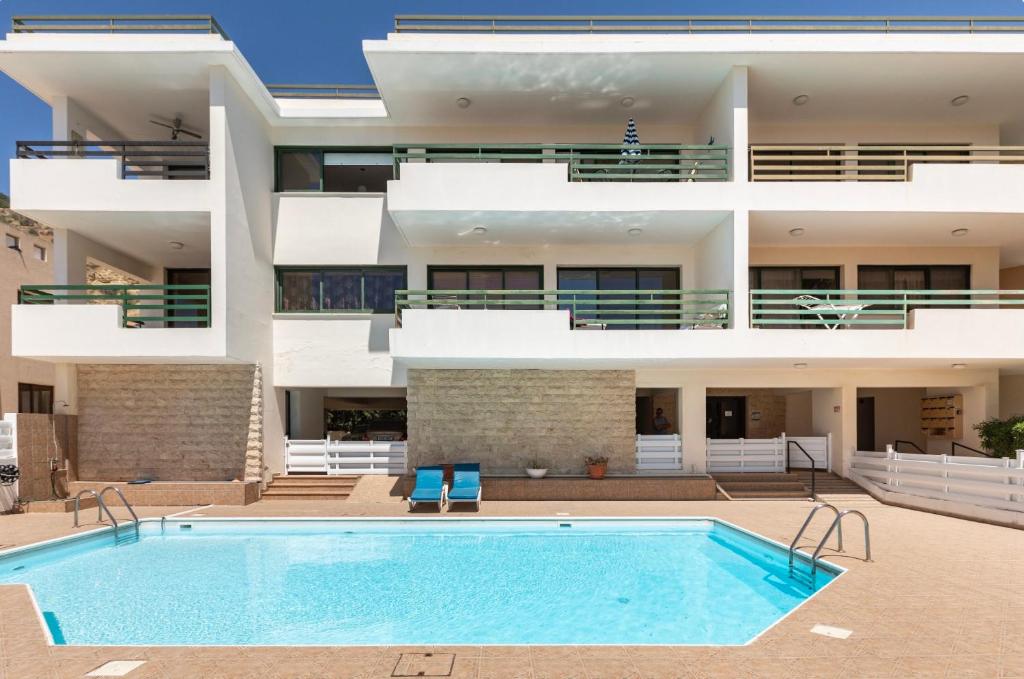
<box><xmin>0</xmin><ymin>514</ymin><xmax>848</xmax><ymax>649</ymax></box>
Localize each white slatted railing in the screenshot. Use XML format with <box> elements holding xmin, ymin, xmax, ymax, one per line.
<box><xmin>635</xmin><ymin>434</ymin><xmax>682</xmax><ymax>471</ymax></box>
<box><xmin>0</xmin><ymin>414</ymin><xmax>17</xmax><ymax>513</ymax></box>
<box><xmin>285</xmin><ymin>439</ymin><xmax>407</xmax><ymax>475</ymax></box>
<box><xmin>850</xmin><ymin>447</ymin><xmax>1024</xmax><ymax>512</ymax></box>
<box><xmin>706</xmin><ymin>434</ymin><xmax>830</xmax><ymax>473</ymax></box>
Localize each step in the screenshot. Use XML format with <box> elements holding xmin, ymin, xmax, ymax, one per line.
<box><xmin>262</xmin><ymin>487</ymin><xmax>353</xmax><ymax>497</ymax></box>
<box><xmin>726</xmin><ymin>490</ymin><xmax>812</xmax><ymax>499</ymax></box>
<box><xmin>271</xmin><ymin>475</ymin><xmax>359</xmax><ymax>483</ymax></box>
<box><xmin>261</xmin><ymin>493</ymin><xmax>353</xmax><ymax>501</ymax></box>
<box><xmin>266</xmin><ymin>480</ymin><xmax>358</xmax><ymax>489</ymax></box>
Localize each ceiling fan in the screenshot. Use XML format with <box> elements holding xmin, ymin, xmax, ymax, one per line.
<box><xmin>149</xmin><ymin>116</ymin><xmax>203</xmax><ymax>141</ymax></box>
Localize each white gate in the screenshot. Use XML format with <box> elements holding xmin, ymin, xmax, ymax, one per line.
<box><xmin>706</xmin><ymin>434</ymin><xmax>830</xmax><ymax>473</ymax></box>
<box><xmin>0</xmin><ymin>415</ymin><xmax>17</xmax><ymax>512</ymax></box>
<box><xmin>285</xmin><ymin>439</ymin><xmax>407</xmax><ymax>475</ymax></box>
<box><xmin>635</xmin><ymin>434</ymin><xmax>682</xmax><ymax>471</ymax></box>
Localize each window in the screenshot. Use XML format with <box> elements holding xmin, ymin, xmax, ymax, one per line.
<box><xmin>276</xmin><ymin>148</ymin><xmax>395</xmax><ymax>192</ymax></box>
<box><xmin>277</xmin><ymin>150</ymin><xmax>322</xmax><ymax>191</ymax></box>
<box><xmin>428</xmin><ymin>266</ymin><xmax>543</xmax><ymax>309</ymax></box>
<box><xmin>5</xmin><ymin>234</ymin><xmax>19</xmax><ymax>250</ymax></box>
<box><xmin>557</xmin><ymin>267</ymin><xmax>680</xmax><ymax>329</ymax></box>
<box><xmin>33</xmin><ymin>244</ymin><xmax>46</xmax><ymax>262</ymax></box>
<box><xmin>18</xmin><ymin>383</ymin><xmax>53</xmax><ymax>414</ymax></box>
<box><xmin>858</xmin><ymin>265</ymin><xmax>970</xmax><ymax>311</ymax></box>
<box><xmin>749</xmin><ymin>266</ymin><xmax>841</xmax><ymax>328</ymax></box>
<box><xmin>276</xmin><ymin>267</ymin><xmax>406</xmax><ymax>313</ymax></box>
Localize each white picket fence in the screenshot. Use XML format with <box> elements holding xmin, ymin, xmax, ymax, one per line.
<box><xmin>706</xmin><ymin>434</ymin><xmax>830</xmax><ymax>473</ymax></box>
<box><xmin>850</xmin><ymin>447</ymin><xmax>1024</xmax><ymax>513</ymax></box>
<box><xmin>0</xmin><ymin>415</ymin><xmax>17</xmax><ymax>512</ymax></box>
<box><xmin>285</xmin><ymin>439</ymin><xmax>407</xmax><ymax>475</ymax></box>
<box><xmin>635</xmin><ymin>434</ymin><xmax>682</xmax><ymax>471</ymax></box>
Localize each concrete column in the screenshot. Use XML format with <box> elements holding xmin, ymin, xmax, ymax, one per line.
<box><xmin>732</xmin><ymin>210</ymin><xmax>750</xmax><ymax>328</ymax></box>
<box><xmin>53</xmin><ymin>364</ymin><xmax>77</xmax><ymax>415</ymax></box>
<box><xmin>51</xmin><ymin>95</ymin><xmax>70</xmax><ymax>139</ymax></box>
<box><xmin>681</xmin><ymin>384</ymin><xmax>707</xmax><ymax>474</ymax></box>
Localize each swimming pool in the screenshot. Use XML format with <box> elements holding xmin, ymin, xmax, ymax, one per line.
<box><xmin>0</xmin><ymin>518</ymin><xmax>840</xmax><ymax>646</ymax></box>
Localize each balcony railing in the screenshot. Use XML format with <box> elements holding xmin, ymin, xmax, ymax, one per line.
<box><xmin>393</xmin><ymin>144</ymin><xmax>729</xmax><ymax>182</ymax></box>
<box><xmin>749</xmin><ymin>145</ymin><xmax>1024</xmax><ymax>182</ymax></box>
<box><xmin>395</xmin><ymin>289</ymin><xmax>730</xmax><ymax>328</ymax></box>
<box><xmin>266</xmin><ymin>84</ymin><xmax>380</xmax><ymax>99</ymax></box>
<box><xmin>394</xmin><ymin>15</ymin><xmax>1024</xmax><ymax>34</ymax></box>
<box><xmin>11</xmin><ymin>15</ymin><xmax>229</xmax><ymax>38</ymax></box>
<box><xmin>750</xmin><ymin>289</ymin><xmax>1024</xmax><ymax>329</ymax></box>
<box><xmin>19</xmin><ymin>285</ymin><xmax>211</xmax><ymax>328</ymax></box>
<box><xmin>16</xmin><ymin>141</ymin><xmax>210</xmax><ymax>180</ymax></box>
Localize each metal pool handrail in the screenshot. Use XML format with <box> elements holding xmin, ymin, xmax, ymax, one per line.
<box><xmin>99</xmin><ymin>486</ymin><xmax>141</xmax><ymax>540</ymax></box>
<box><xmin>72</xmin><ymin>490</ymin><xmax>121</xmax><ymax>542</ymax></box>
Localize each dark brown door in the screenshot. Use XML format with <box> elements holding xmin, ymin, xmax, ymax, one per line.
<box><xmin>857</xmin><ymin>397</ymin><xmax>876</xmax><ymax>451</ymax></box>
<box><xmin>166</xmin><ymin>268</ymin><xmax>211</xmax><ymax>328</ymax></box>
<box><xmin>706</xmin><ymin>396</ymin><xmax>745</xmax><ymax>439</ymax></box>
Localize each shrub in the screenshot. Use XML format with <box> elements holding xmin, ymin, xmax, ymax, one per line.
<box><xmin>973</xmin><ymin>416</ymin><xmax>1024</xmax><ymax>458</ymax></box>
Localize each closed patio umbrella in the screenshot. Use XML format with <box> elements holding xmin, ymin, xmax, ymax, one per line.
<box><xmin>620</xmin><ymin>117</ymin><xmax>641</xmax><ymax>159</ymax></box>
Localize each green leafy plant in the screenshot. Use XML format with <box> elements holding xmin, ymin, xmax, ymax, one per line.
<box><xmin>525</xmin><ymin>457</ymin><xmax>548</xmax><ymax>469</ymax></box>
<box><xmin>585</xmin><ymin>456</ymin><xmax>609</xmax><ymax>466</ymax></box>
<box><xmin>972</xmin><ymin>416</ymin><xmax>1024</xmax><ymax>458</ymax></box>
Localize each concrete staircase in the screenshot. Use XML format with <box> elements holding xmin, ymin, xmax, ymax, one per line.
<box><xmin>713</xmin><ymin>472</ymin><xmax>811</xmax><ymax>500</ymax></box>
<box><xmin>262</xmin><ymin>475</ymin><xmax>359</xmax><ymax>501</ymax></box>
<box><xmin>794</xmin><ymin>470</ymin><xmax>878</xmax><ymax>505</ymax></box>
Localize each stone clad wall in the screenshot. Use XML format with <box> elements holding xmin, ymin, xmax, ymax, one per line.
<box><xmin>406</xmin><ymin>369</ymin><xmax>636</xmax><ymax>474</ymax></box>
<box><xmin>77</xmin><ymin>364</ymin><xmax>260</xmax><ymax>482</ymax></box>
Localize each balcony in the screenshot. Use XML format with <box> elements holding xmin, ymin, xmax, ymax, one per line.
<box><xmin>750</xmin><ymin>289</ymin><xmax>1024</xmax><ymax>329</ymax></box>
<box><xmin>395</xmin><ymin>289</ymin><xmax>731</xmax><ymax>330</ymax></box>
<box><xmin>749</xmin><ymin>145</ymin><xmax>1024</xmax><ymax>182</ymax></box>
<box><xmin>394</xmin><ymin>144</ymin><xmax>728</xmax><ymax>183</ymax></box>
<box><xmin>387</xmin><ymin>145</ymin><xmax>733</xmax><ymax>246</ymax></box>
<box><xmin>12</xmin><ymin>284</ymin><xmax>223</xmax><ymax>362</ymax></box>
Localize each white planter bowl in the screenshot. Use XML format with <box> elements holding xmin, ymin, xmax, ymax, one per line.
<box><xmin>525</xmin><ymin>468</ymin><xmax>548</xmax><ymax>479</ymax></box>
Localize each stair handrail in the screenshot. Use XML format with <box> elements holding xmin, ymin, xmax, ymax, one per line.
<box><xmin>99</xmin><ymin>485</ymin><xmax>141</xmax><ymax>540</ymax></box>
<box><xmin>72</xmin><ymin>489</ymin><xmax>121</xmax><ymax>542</ymax></box>
<box><xmin>788</xmin><ymin>502</ymin><xmax>843</xmax><ymax>570</ymax></box>
<box><xmin>810</xmin><ymin>509</ymin><xmax>872</xmax><ymax>578</ymax></box>
<box><xmin>786</xmin><ymin>439</ymin><xmax>816</xmax><ymax>497</ymax></box>
<box><xmin>951</xmin><ymin>441</ymin><xmax>995</xmax><ymax>458</ymax></box>
<box><xmin>893</xmin><ymin>439</ymin><xmax>925</xmax><ymax>454</ymax></box>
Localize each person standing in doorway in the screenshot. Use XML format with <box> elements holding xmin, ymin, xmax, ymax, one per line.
<box><xmin>653</xmin><ymin>407</ymin><xmax>672</xmax><ymax>434</ymax></box>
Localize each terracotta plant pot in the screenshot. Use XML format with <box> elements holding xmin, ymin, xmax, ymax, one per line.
<box><xmin>587</xmin><ymin>463</ymin><xmax>607</xmax><ymax>480</ymax></box>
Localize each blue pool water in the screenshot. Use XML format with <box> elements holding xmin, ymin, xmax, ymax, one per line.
<box><xmin>0</xmin><ymin>519</ymin><xmax>838</xmax><ymax>646</ymax></box>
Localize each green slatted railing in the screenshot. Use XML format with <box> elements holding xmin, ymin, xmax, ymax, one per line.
<box><xmin>395</xmin><ymin>289</ymin><xmax>730</xmax><ymax>328</ymax></box>
<box><xmin>750</xmin><ymin>289</ymin><xmax>1024</xmax><ymax>329</ymax></box>
<box><xmin>393</xmin><ymin>144</ymin><xmax>729</xmax><ymax>182</ymax></box>
<box><xmin>19</xmin><ymin>284</ymin><xmax>211</xmax><ymax>328</ymax></box>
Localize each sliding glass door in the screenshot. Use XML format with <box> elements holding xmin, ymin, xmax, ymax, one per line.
<box><xmin>428</xmin><ymin>266</ymin><xmax>543</xmax><ymax>309</ymax></box>
<box><xmin>557</xmin><ymin>267</ymin><xmax>680</xmax><ymax>329</ymax></box>
<box><xmin>749</xmin><ymin>266</ymin><xmax>840</xmax><ymax>328</ymax></box>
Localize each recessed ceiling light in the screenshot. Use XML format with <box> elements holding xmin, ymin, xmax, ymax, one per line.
<box><xmin>951</xmin><ymin>95</ymin><xmax>970</xmax><ymax>107</ymax></box>
<box><xmin>168</xmin><ymin>241</ymin><xmax>184</xmax><ymax>250</ymax></box>
<box><xmin>789</xmin><ymin>227</ymin><xmax>805</xmax><ymax>237</ymax></box>
<box><xmin>951</xmin><ymin>228</ymin><xmax>969</xmax><ymax>237</ymax></box>
<box><xmin>628</xmin><ymin>227</ymin><xmax>643</xmax><ymax>236</ymax></box>
<box><xmin>471</xmin><ymin>226</ymin><xmax>487</xmax><ymax>235</ymax></box>
<box><xmin>456</xmin><ymin>97</ymin><xmax>471</xmax><ymax>109</ymax></box>
<box><xmin>951</xmin><ymin>363</ymin><xmax>967</xmax><ymax>369</ymax></box>
<box><xmin>793</xmin><ymin>362</ymin><xmax>808</xmax><ymax>369</ymax></box>
<box><xmin>792</xmin><ymin>94</ymin><xmax>810</xmax><ymax>106</ymax></box>
<box><xmin>620</xmin><ymin>96</ymin><xmax>635</xmax><ymax>108</ymax></box>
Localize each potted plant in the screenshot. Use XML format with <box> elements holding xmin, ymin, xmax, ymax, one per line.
<box><xmin>10</xmin><ymin>497</ymin><xmax>27</xmax><ymax>514</ymax></box>
<box><xmin>585</xmin><ymin>456</ymin><xmax>609</xmax><ymax>480</ymax></box>
<box><xmin>525</xmin><ymin>458</ymin><xmax>548</xmax><ymax>479</ymax></box>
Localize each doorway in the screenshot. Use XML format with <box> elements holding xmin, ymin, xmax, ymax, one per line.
<box><xmin>166</xmin><ymin>268</ymin><xmax>211</xmax><ymax>328</ymax></box>
<box><xmin>857</xmin><ymin>396</ymin><xmax>876</xmax><ymax>451</ymax></box>
<box><xmin>707</xmin><ymin>396</ymin><xmax>745</xmax><ymax>438</ymax></box>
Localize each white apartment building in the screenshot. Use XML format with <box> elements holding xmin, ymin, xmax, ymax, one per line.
<box><xmin>2</xmin><ymin>15</ymin><xmax>1024</xmax><ymax>497</ymax></box>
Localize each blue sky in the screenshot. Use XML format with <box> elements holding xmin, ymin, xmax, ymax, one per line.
<box><xmin>2</xmin><ymin>0</ymin><xmax>1023</xmax><ymax>194</ymax></box>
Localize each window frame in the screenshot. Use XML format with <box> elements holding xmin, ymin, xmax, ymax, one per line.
<box><xmin>32</xmin><ymin>244</ymin><xmax>46</xmax><ymax>262</ymax></box>
<box><xmin>274</xmin><ymin>146</ymin><xmax>394</xmax><ymax>193</ymax></box>
<box><xmin>5</xmin><ymin>233</ymin><xmax>20</xmax><ymax>250</ymax></box>
<box><xmin>748</xmin><ymin>266</ymin><xmax>841</xmax><ymax>291</ymax></box>
<box><xmin>18</xmin><ymin>382</ymin><xmax>54</xmax><ymax>414</ymax></box>
<box><xmin>275</xmin><ymin>266</ymin><xmax>408</xmax><ymax>314</ymax></box>
<box><xmin>556</xmin><ymin>266</ymin><xmax>682</xmax><ymax>329</ymax></box>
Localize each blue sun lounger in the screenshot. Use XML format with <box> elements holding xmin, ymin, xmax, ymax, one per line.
<box><xmin>408</xmin><ymin>465</ymin><xmax>446</xmax><ymax>510</ymax></box>
<box><xmin>447</xmin><ymin>463</ymin><xmax>482</xmax><ymax>509</ymax></box>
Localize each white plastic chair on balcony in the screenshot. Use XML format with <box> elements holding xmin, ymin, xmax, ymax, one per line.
<box><xmin>794</xmin><ymin>294</ymin><xmax>869</xmax><ymax>330</ymax></box>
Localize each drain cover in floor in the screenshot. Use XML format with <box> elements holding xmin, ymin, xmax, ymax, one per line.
<box><xmin>392</xmin><ymin>652</ymin><xmax>456</xmax><ymax>677</ymax></box>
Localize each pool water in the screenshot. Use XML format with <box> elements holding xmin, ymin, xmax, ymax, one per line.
<box><xmin>0</xmin><ymin>519</ymin><xmax>838</xmax><ymax>646</ymax></box>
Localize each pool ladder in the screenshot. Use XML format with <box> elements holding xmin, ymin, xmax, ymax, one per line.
<box><xmin>73</xmin><ymin>486</ymin><xmax>140</xmax><ymax>544</ymax></box>
<box><xmin>788</xmin><ymin>502</ymin><xmax>871</xmax><ymax>584</ymax></box>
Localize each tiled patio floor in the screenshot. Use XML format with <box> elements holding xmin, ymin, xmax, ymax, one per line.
<box><xmin>1</xmin><ymin>485</ymin><xmax>1022</xmax><ymax>678</ymax></box>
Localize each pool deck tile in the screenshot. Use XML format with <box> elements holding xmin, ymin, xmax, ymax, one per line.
<box><xmin>1</xmin><ymin>495</ymin><xmax>1023</xmax><ymax>678</ymax></box>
